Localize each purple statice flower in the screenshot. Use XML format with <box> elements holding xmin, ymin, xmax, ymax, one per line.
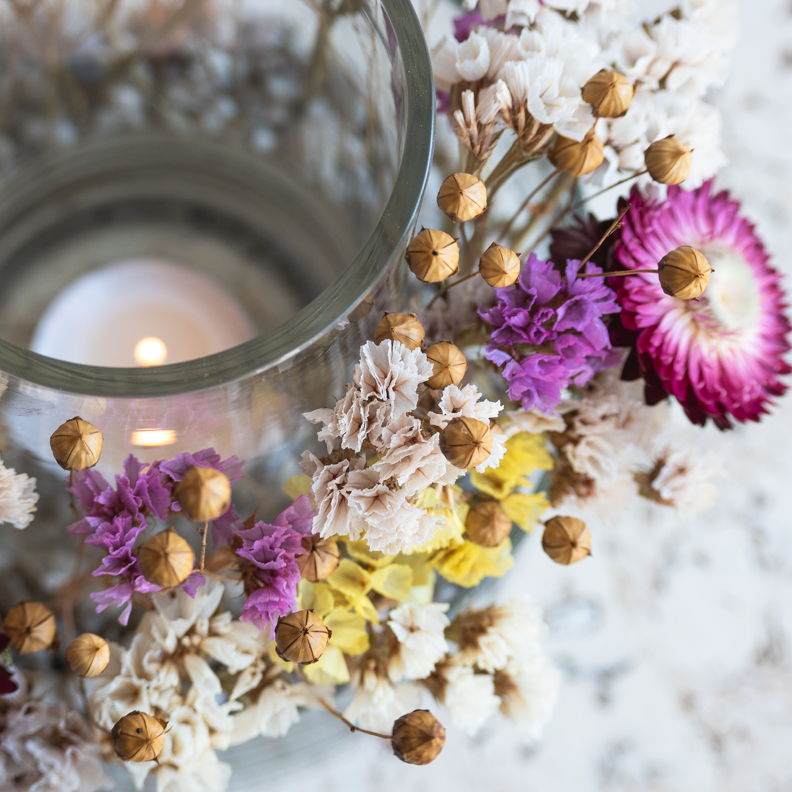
<box><xmin>90</xmin><ymin>575</ymin><xmax>161</xmax><ymax>627</ymax></box>
<box><xmin>479</xmin><ymin>254</ymin><xmax>621</xmax><ymax>413</ymax></box>
<box><xmin>235</xmin><ymin>495</ymin><xmax>313</xmax><ymax>636</ymax></box>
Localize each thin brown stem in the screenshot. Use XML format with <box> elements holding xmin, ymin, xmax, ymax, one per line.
<box><xmin>576</xmin><ymin>203</ymin><xmax>631</xmax><ymax>272</ymax></box>
<box><xmin>499</xmin><ymin>168</ymin><xmax>560</xmax><ymax>244</ymax></box>
<box><xmin>68</xmin><ymin>470</ymin><xmax>81</xmax><ymax>523</ymax></box>
<box><xmin>570</xmin><ymin>169</ymin><xmax>648</xmax><ymax>214</ymax></box>
<box><xmin>426</xmin><ymin>270</ymin><xmax>481</xmax><ymax>310</ymax></box>
<box><xmin>199</xmin><ymin>521</ymin><xmax>208</xmax><ymax>571</ymax></box>
<box><xmin>577</xmin><ymin>268</ymin><xmax>658</xmax><ymax>279</ymax></box>
<box><xmin>319</xmin><ymin>699</ymin><xmax>392</xmax><ymax>740</ymax></box>
<box><xmin>518</xmin><ymin>175</ymin><xmax>577</xmax><ymax>255</ymax></box>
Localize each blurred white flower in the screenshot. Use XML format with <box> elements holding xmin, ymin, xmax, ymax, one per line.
<box><xmin>388</xmin><ymin>602</ymin><xmax>450</xmax><ymax>681</ymax></box>
<box><xmin>0</xmin><ymin>458</ymin><xmax>38</xmax><ymax>529</ymax></box>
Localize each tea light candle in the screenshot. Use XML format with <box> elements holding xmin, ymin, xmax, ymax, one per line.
<box><xmin>30</xmin><ymin>259</ymin><xmax>257</xmax><ymax>367</ymax></box>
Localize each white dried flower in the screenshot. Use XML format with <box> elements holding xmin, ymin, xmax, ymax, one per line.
<box><xmin>304</xmin><ymin>385</ymin><xmax>377</xmax><ymax>454</ymax></box>
<box><xmin>344</xmin><ymin>664</ymin><xmax>422</xmax><ymax>733</ymax></box>
<box><xmin>388</xmin><ymin>603</ymin><xmax>450</xmax><ymax>682</ymax></box>
<box><xmin>441</xmin><ymin>662</ymin><xmax>501</xmax><ymax>736</ymax></box>
<box><xmin>229</xmin><ymin>679</ymin><xmax>311</xmax><ymax>745</ymax></box>
<box><xmin>431</xmin><ymin>33</ymin><xmax>491</xmax><ymax>93</ymax></box>
<box><xmin>0</xmin><ymin>457</ymin><xmax>38</xmax><ymax>529</ymax></box>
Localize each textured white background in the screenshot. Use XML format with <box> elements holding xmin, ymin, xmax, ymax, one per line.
<box><xmin>245</xmin><ymin>1</ymin><xmax>792</xmax><ymax>789</ymax></box>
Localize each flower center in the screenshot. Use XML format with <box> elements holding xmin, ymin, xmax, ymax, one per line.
<box><xmin>696</xmin><ymin>245</ymin><xmax>761</xmax><ymax>333</ymax></box>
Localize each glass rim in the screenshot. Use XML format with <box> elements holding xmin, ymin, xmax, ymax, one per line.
<box><xmin>0</xmin><ymin>0</ymin><xmax>435</xmax><ymax>400</ymax></box>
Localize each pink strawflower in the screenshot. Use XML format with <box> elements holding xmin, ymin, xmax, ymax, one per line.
<box><xmin>611</xmin><ymin>182</ymin><xmax>791</xmax><ymax>428</ymax></box>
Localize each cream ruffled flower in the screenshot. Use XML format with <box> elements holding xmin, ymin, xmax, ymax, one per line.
<box><xmin>344</xmin><ymin>662</ymin><xmax>422</xmax><ymax>733</ymax></box>
<box><xmin>388</xmin><ymin>602</ymin><xmax>450</xmax><ymax>682</ymax></box>
<box><xmin>440</xmin><ymin>661</ymin><xmax>502</xmax><ymax>736</ymax></box>
<box><xmin>0</xmin><ymin>457</ymin><xmax>38</xmax><ymax>529</ymax></box>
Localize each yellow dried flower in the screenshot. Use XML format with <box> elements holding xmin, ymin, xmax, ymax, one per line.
<box><xmin>439</xmin><ymin>417</ymin><xmax>493</xmax><ymax>469</ymax></box>
<box><xmin>465</xmin><ymin>501</ymin><xmax>512</xmax><ymax>547</ymax></box>
<box><xmin>111</xmin><ymin>711</ymin><xmax>167</xmax><ymax>762</ymax></box>
<box><xmin>175</xmin><ymin>466</ymin><xmax>231</xmax><ymax>522</ymax></box>
<box><xmin>50</xmin><ymin>417</ymin><xmax>103</xmax><ymax>471</ymax></box>
<box><xmin>65</xmin><ymin>633</ymin><xmax>110</xmax><ymax>678</ymax></box>
<box><xmin>541</xmin><ymin>516</ymin><xmax>591</xmax><ymax>565</ymax></box>
<box><xmin>274</xmin><ymin>610</ymin><xmax>332</xmax><ymax>664</ymax></box>
<box><xmin>437</xmin><ymin>172</ymin><xmax>488</xmax><ymax>223</ymax></box>
<box><xmin>138</xmin><ymin>528</ymin><xmax>195</xmax><ymax>588</ymax></box>
<box><xmin>479</xmin><ymin>242</ymin><xmax>520</xmax><ymax>288</ymax></box>
<box><xmin>549</xmin><ymin>130</ymin><xmax>604</xmax><ymax>177</ymax></box>
<box><xmin>296</xmin><ymin>535</ymin><xmax>340</xmax><ymax>582</ymax></box>
<box><xmin>658</xmin><ymin>246</ymin><xmax>712</xmax><ymax>300</ymax></box>
<box><xmin>392</xmin><ymin>710</ymin><xmax>446</xmax><ymax>765</ymax></box>
<box><xmin>582</xmin><ymin>70</ymin><xmax>634</xmax><ymax>118</ymax></box>
<box><xmin>644</xmin><ymin>135</ymin><xmax>691</xmax><ymax>185</ymax></box>
<box><xmin>424</xmin><ymin>342</ymin><xmax>467</xmax><ymax>389</ymax></box>
<box><xmin>374</xmin><ymin>312</ymin><xmax>425</xmax><ymax>350</ymax></box>
<box><xmin>3</xmin><ymin>601</ymin><xmax>57</xmax><ymax>655</ymax></box>
<box><xmin>432</xmin><ymin>538</ymin><xmax>513</xmax><ymax>587</ymax></box>
<box><xmin>406</xmin><ymin>229</ymin><xmax>460</xmax><ymax>283</ymax></box>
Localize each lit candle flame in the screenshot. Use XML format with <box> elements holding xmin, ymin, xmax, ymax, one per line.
<box><xmin>131</xmin><ymin>429</ymin><xmax>177</xmax><ymax>447</ymax></box>
<box><xmin>134</xmin><ymin>336</ymin><xmax>168</xmax><ymax>367</ymax></box>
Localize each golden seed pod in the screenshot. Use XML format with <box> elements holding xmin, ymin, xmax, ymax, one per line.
<box><xmin>437</xmin><ymin>172</ymin><xmax>488</xmax><ymax>223</ymax></box>
<box><xmin>374</xmin><ymin>312</ymin><xmax>425</xmax><ymax>351</ymax></box>
<box><xmin>111</xmin><ymin>711</ymin><xmax>167</xmax><ymax>763</ymax></box>
<box><xmin>658</xmin><ymin>246</ymin><xmax>712</xmax><ymax>300</ymax></box>
<box><xmin>424</xmin><ymin>342</ymin><xmax>467</xmax><ymax>389</ymax></box>
<box><xmin>541</xmin><ymin>516</ymin><xmax>591</xmax><ymax>565</ymax></box>
<box><xmin>49</xmin><ymin>416</ymin><xmax>103</xmax><ymax>471</ymax></box>
<box><xmin>175</xmin><ymin>466</ymin><xmax>231</xmax><ymax>522</ymax></box>
<box><xmin>3</xmin><ymin>601</ymin><xmax>57</xmax><ymax>655</ymax></box>
<box><xmin>465</xmin><ymin>501</ymin><xmax>512</xmax><ymax>547</ymax></box>
<box><xmin>439</xmin><ymin>417</ymin><xmax>493</xmax><ymax>469</ymax></box>
<box><xmin>274</xmin><ymin>610</ymin><xmax>332</xmax><ymax>665</ymax></box>
<box><xmin>406</xmin><ymin>228</ymin><xmax>460</xmax><ymax>284</ymax></box>
<box><xmin>392</xmin><ymin>709</ymin><xmax>446</xmax><ymax>765</ymax></box>
<box><xmin>479</xmin><ymin>242</ymin><xmax>521</xmax><ymax>288</ymax></box>
<box><xmin>582</xmin><ymin>69</ymin><xmax>634</xmax><ymax>118</ymax></box>
<box><xmin>296</xmin><ymin>535</ymin><xmax>340</xmax><ymax>583</ymax></box>
<box><xmin>549</xmin><ymin>130</ymin><xmax>604</xmax><ymax>177</ymax></box>
<box><xmin>644</xmin><ymin>135</ymin><xmax>692</xmax><ymax>185</ymax></box>
<box><xmin>65</xmin><ymin>633</ymin><xmax>110</xmax><ymax>678</ymax></box>
<box><xmin>138</xmin><ymin>529</ymin><xmax>196</xmax><ymax>588</ymax></box>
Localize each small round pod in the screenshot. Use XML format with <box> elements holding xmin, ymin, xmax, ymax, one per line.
<box><xmin>644</xmin><ymin>135</ymin><xmax>691</xmax><ymax>185</ymax></box>
<box><xmin>549</xmin><ymin>130</ymin><xmax>604</xmax><ymax>177</ymax></box>
<box><xmin>66</xmin><ymin>633</ymin><xmax>110</xmax><ymax>678</ymax></box>
<box><xmin>439</xmin><ymin>417</ymin><xmax>493</xmax><ymax>469</ymax></box>
<box><xmin>541</xmin><ymin>516</ymin><xmax>591</xmax><ymax>565</ymax></box>
<box><xmin>392</xmin><ymin>709</ymin><xmax>446</xmax><ymax>765</ymax></box>
<box><xmin>657</xmin><ymin>246</ymin><xmax>712</xmax><ymax>300</ymax></box>
<box><xmin>479</xmin><ymin>242</ymin><xmax>521</xmax><ymax>288</ymax></box>
<box><xmin>175</xmin><ymin>466</ymin><xmax>231</xmax><ymax>522</ymax></box>
<box><xmin>274</xmin><ymin>610</ymin><xmax>332</xmax><ymax>665</ymax></box>
<box><xmin>374</xmin><ymin>312</ymin><xmax>425</xmax><ymax>351</ymax></box>
<box><xmin>437</xmin><ymin>172</ymin><xmax>488</xmax><ymax>223</ymax></box>
<box><xmin>424</xmin><ymin>342</ymin><xmax>467</xmax><ymax>389</ymax></box>
<box><xmin>465</xmin><ymin>501</ymin><xmax>512</xmax><ymax>547</ymax></box>
<box><xmin>581</xmin><ymin>69</ymin><xmax>634</xmax><ymax>118</ymax></box>
<box><xmin>3</xmin><ymin>601</ymin><xmax>57</xmax><ymax>655</ymax></box>
<box><xmin>138</xmin><ymin>529</ymin><xmax>196</xmax><ymax>588</ymax></box>
<box><xmin>50</xmin><ymin>417</ymin><xmax>103</xmax><ymax>471</ymax></box>
<box><xmin>406</xmin><ymin>229</ymin><xmax>460</xmax><ymax>283</ymax></box>
<box><xmin>111</xmin><ymin>711</ymin><xmax>167</xmax><ymax>763</ymax></box>
<box><xmin>296</xmin><ymin>535</ymin><xmax>340</xmax><ymax>583</ymax></box>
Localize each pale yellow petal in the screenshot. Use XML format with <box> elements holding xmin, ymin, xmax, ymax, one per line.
<box><xmin>303</xmin><ymin>645</ymin><xmax>350</xmax><ymax>685</ymax></box>
<box><xmin>298</xmin><ymin>581</ymin><xmax>336</xmax><ymax>619</ymax></box>
<box><xmin>370</xmin><ymin>564</ymin><xmax>413</xmax><ymax>601</ymax></box>
<box><xmin>432</xmin><ymin>539</ymin><xmax>514</xmax><ymax>588</ymax></box>
<box><xmin>323</xmin><ymin>607</ymin><xmax>370</xmax><ymax>656</ymax></box>
<box><xmin>327</xmin><ymin>559</ymin><xmax>372</xmax><ymax>601</ymax></box>
<box><xmin>502</xmin><ymin>492</ymin><xmax>548</xmax><ymax>532</ymax></box>
<box><xmin>283</xmin><ymin>475</ymin><xmax>312</xmax><ymax>500</ymax></box>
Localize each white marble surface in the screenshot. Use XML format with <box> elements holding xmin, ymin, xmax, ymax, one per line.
<box><xmin>251</xmin><ymin>1</ymin><xmax>792</xmax><ymax>789</ymax></box>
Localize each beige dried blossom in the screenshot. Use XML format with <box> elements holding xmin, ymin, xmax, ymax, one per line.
<box><xmin>644</xmin><ymin>135</ymin><xmax>692</xmax><ymax>185</ymax></box>
<box><xmin>549</xmin><ymin>129</ymin><xmax>604</xmax><ymax>177</ymax></box>
<box><xmin>0</xmin><ymin>457</ymin><xmax>38</xmax><ymax>529</ymax></box>
<box><xmin>437</xmin><ymin>172</ymin><xmax>488</xmax><ymax>223</ymax></box>
<box><xmin>405</xmin><ymin>230</ymin><xmax>460</xmax><ymax>284</ymax></box>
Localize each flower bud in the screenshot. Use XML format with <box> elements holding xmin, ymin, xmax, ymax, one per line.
<box><xmin>296</xmin><ymin>535</ymin><xmax>340</xmax><ymax>582</ymax></box>
<box><xmin>644</xmin><ymin>135</ymin><xmax>691</xmax><ymax>185</ymax></box>
<box><xmin>658</xmin><ymin>246</ymin><xmax>712</xmax><ymax>300</ymax></box>
<box><xmin>391</xmin><ymin>710</ymin><xmax>446</xmax><ymax>765</ymax></box>
<box><xmin>111</xmin><ymin>711</ymin><xmax>167</xmax><ymax>762</ymax></box>
<box><xmin>424</xmin><ymin>342</ymin><xmax>467</xmax><ymax>389</ymax></box>
<box><xmin>406</xmin><ymin>229</ymin><xmax>460</xmax><ymax>283</ymax></box>
<box><xmin>275</xmin><ymin>610</ymin><xmax>332</xmax><ymax>664</ymax></box>
<box><xmin>549</xmin><ymin>130</ymin><xmax>604</xmax><ymax>177</ymax></box>
<box><xmin>66</xmin><ymin>633</ymin><xmax>110</xmax><ymax>678</ymax></box>
<box><xmin>374</xmin><ymin>312</ymin><xmax>425</xmax><ymax>351</ymax></box>
<box><xmin>479</xmin><ymin>242</ymin><xmax>520</xmax><ymax>288</ymax></box>
<box><xmin>582</xmin><ymin>70</ymin><xmax>634</xmax><ymax>118</ymax></box>
<box><xmin>50</xmin><ymin>417</ymin><xmax>103</xmax><ymax>471</ymax></box>
<box><xmin>439</xmin><ymin>417</ymin><xmax>493</xmax><ymax>469</ymax></box>
<box><xmin>3</xmin><ymin>601</ymin><xmax>57</xmax><ymax>655</ymax></box>
<box><xmin>175</xmin><ymin>466</ymin><xmax>231</xmax><ymax>522</ymax></box>
<box><xmin>541</xmin><ymin>516</ymin><xmax>591</xmax><ymax>565</ymax></box>
<box><xmin>437</xmin><ymin>172</ymin><xmax>488</xmax><ymax>223</ymax></box>
<box><xmin>138</xmin><ymin>528</ymin><xmax>195</xmax><ymax>588</ymax></box>
<box><xmin>465</xmin><ymin>501</ymin><xmax>512</xmax><ymax>547</ymax></box>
